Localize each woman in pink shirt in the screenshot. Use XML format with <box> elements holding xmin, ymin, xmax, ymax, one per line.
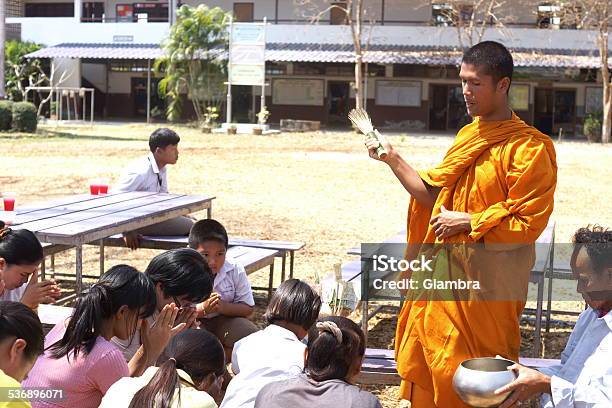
<box><xmin>23</xmin><ymin>265</ymin><xmax>185</xmax><ymax>408</ymax></box>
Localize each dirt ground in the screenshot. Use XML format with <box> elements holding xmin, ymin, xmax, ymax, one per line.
<box><xmin>3</xmin><ymin>123</ymin><xmax>611</xmax><ymax>407</ymax></box>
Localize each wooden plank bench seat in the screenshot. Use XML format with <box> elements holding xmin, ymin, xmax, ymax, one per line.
<box><xmin>100</xmin><ymin>234</ymin><xmax>304</xmax><ymax>283</ymax></box>
<box><xmin>357</xmin><ymin>348</ymin><xmax>561</xmax><ymax>386</ymax></box>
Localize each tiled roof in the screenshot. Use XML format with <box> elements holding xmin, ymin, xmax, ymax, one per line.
<box><xmin>26</xmin><ymin>42</ymin><xmax>608</xmax><ymax>69</ymax></box>
<box><xmin>26</xmin><ymin>43</ymin><xmax>164</xmax><ymax>59</ymax></box>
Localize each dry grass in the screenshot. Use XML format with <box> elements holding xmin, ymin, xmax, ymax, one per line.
<box><xmin>3</xmin><ymin>123</ymin><xmax>611</xmax><ymax>407</ymax></box>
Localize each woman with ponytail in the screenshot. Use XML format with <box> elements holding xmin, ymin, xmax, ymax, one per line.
<box><xmin>255</xmin><ymin>316</ymin><xmax>383</xmax><ymax>408</ymax></box>
<box><xmin>0</xmin><ymin>221</ymin><xmax>61</xmax><ymax>309</ymax></box>
<box><xmin>22</xmin><ymin>265</ymin><xmax>185</xmax><ymax>408</ymax></box>
<box><xmin>100</xmin><ymin>329</ymin><xmax>225</xmax><ymax>408</ymax></box>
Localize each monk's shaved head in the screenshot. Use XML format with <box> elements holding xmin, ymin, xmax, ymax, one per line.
<box><xmin>462</xmin><ymin>41</ymin><xmax>513</xmax><ymax>88</ymax></box>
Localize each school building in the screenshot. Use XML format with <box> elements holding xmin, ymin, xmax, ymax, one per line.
<box><xmin>7</xmin><ymin>0</ymin><xmax>611</xmax><ymax>136</ymax></box>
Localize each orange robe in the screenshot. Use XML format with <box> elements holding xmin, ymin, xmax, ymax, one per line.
<box><xmin>395</xmin><ymin>113</ymin><xmax>557</xmax><ymax>407</ymax></box>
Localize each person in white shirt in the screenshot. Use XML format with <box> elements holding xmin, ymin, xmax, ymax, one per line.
<box><xmin>101</xmin><ymin>329</ymin><xmax>225</xmax><ymax>408</ymax></box>
<box><xmin>115</xmin><ymin>128</ymin><xmax>194</xmax><ymax>249</ymax></box>
<box><xmin>220</xmin><ymin>279</ymin><xmax>322</xmax><ymax>408</ymax></box>
<box><xmin>495</xmin><ymin>225</ymin><xmax>612</xmax><ymax>408</ymax></box>
<box><xmin>188</xmin><ymin>219</ymin><xmax>258</xmax><ymax>359</ymax></box>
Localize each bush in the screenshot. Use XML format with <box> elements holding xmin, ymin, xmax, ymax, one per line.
<box><xmin>0</xmin><ymin>101</ymin><xmax>14</xmax><ymax>131</ymax></box>
<box><xmin>583</xmin><ymin>111</ymin><xmax>602</xmax><ymax>143</ymax></box>
<box><xmin>11</xmin><ymin>101</ymin><xmax>38</xmax><ymax>133</ymax></box>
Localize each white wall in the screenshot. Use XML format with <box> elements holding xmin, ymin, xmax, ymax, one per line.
<box><xmin>7</xmin><ymin>17</ymin><xmax>169</xmax><ymax>45</ymax></box>
<box><xmin>51</xmin><ymin>58</ymin><xmax>81</xmax><ymax>87</ymax></box>
<box><xmin>81</xmin><ymin>62</ymin><xmax>107</xmax><ymax>90</ymax></box>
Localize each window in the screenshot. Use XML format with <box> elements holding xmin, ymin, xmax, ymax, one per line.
<box><xmin>82</xmin><ymin>2</ymin><xmax>104</xmax><ymax>22</ymax></box>
<box><xmin>432</xmin><ymin>3</ymin><xmax>453</xmax><ymax>26</ymax></box>
<box><xmin>110</xmin><ymin>61</ymin><xmax>150</xmax><ymax>72</ymax></box>
<box><xmin>233</xmin><ymin>2</ymin><xmax>254</xmax><ymax>22</ymax></box>
<box><xmin>294</xmin><ymin>63</ymin><xmax>325</xmax><ymax>75</ymax></box>
<box><xmin>330</xmin><ymin>2</ymin><xmax>348</xmax><ymax>25</ymax></box>
<box><xmin>537</xmin><ymin>3</ymin><xmax>561</xmax><ymax>28</ymax></box>
<box><xmin>266</xmin><ymin>63</ymin><xmax>286</xmax><ymax>76</ymax></box>
<box><xmin>25</xmin><ymin>2</ymin><xmax>74</xmax><ymax>17</ymax></box>
<box><xmin>326</xmin><ymin>63</ymin><xmax>354</xmax><ymax>77</ymax></box>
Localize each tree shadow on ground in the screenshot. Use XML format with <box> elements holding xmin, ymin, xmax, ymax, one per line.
<box><xmin>0</xmin><ymin>129</ymin><xmax>143</xmax><ymax>142</ymax></box>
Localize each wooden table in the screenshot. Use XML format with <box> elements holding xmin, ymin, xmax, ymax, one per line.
<box><xmin>11</xmin><ymin>192</ymin><xmax>215</xmax><ymax>296</ymax></box>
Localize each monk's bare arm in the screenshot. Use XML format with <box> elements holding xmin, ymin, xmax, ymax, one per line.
<box><xmin>386</xmin><ymin>152</ymin><xmax>440</xmax><ymax>208</ymax></box>
<box><xmin>365</xmin><ymin>137</ymin><xmax>439</xmax><ymax>207</ymax></box>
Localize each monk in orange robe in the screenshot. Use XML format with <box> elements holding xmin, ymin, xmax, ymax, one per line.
<box><xmin>364</xmin><ymin>41</ymin><xmax>557</xmax><ymax>407</ymax></box>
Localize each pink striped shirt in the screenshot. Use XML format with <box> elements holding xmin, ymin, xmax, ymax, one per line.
<box><xmin>22</xmin><ymin>323</ymin><xmax>129</xmax><ymax>408</ymax></box>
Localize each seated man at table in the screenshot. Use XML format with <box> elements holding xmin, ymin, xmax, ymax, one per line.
<box><xmin>495</xmin><ymin>225</ymin><xmax>611</xmax><ymax>408</ymax></box>
<box><xmin>115</xmin><ymin>128</ymin><xmax>195</xmax><ymax>249</ymax></box>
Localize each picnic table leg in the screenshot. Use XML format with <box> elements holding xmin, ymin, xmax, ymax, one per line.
<box><xmin>41</xmin><ymin>258</ymin><xmax>46</xmax><ymax>281</ymax></box>
<box><xmin>50</xmin><ymin>254</ymin><xmax>55</xmax><ymax>279</ymax></box>
<box><xmin>289</xmin><ymin>251</ymin><xmax>295</xmax><ymax>279</ymax></box>
<box><xmin>361</xmin><ymin>300</ymin><xmax>368</xmax><ymax>343</ymax></box>
<box><xmin>75</xmin><ymin>245</ymin><xmax>83</xmax><ymax>294</ymax></box>
<box><xmin>207</xmin><ymin>205</ymin><xmax>212</xmax><ymax>219</ymax></box>
<box><xmin>268</xmin><ymin>263</ymin><xmax>275</xmax><ymax>301</ymax></box>
<box><xmin>99</xmin><ymin>239</ymin><xmax>105</xmax><ymax>276</ymax></box>
<box><xmin>280</xmin><ymin>252</ymin><xmax>287</xmax><ymax>282</ymax></box>
<box><xmin>534</xmin><ymin>272</ymin><xmax>544</xmax><ymax>357</ymax></box>
<box><xmin>545</xmin><ymin>242</ymin><xmax>555</xmax><ymax>333</ymax></box>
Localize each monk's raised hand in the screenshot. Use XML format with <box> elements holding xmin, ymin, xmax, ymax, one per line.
<box><xmin>430</xmin><ymin>205</ymin><xmax>472</xmax><ymax>239</ymax></box>
<box><xmin>364</xmin><ymin>134</ymin><xmax>392</xmax><ymax>162</ymax></box>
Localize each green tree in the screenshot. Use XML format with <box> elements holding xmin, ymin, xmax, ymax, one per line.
<box><xmin>156</xmin><ymin>4</ymin><xmax>229</xmax><ymax>122</ymax></box>
<box><xmin>4</xmin><ymin>40</ymin><xmax>46</xmax><ymax>102</ymax></box>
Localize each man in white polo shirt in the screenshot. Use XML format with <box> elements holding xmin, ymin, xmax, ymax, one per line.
<box><xmin>115</xmin><ymin>128</ymin><xmax>194</xmax><ymax>249</ymax></box>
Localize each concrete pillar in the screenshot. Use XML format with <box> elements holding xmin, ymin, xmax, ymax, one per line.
<box><xmin>74</xmin><ymin>0</ymin><xmax>82</xmax><ymax>23</ymax></box>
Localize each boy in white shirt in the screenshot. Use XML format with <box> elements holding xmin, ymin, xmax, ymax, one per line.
<box><xmin>115</xmin><ymin>128</ymin><xmax>194</xmax><ymax>249</ymax></box>
<box><xmin>189</xmin><ymin>219</ymin><xmax>259</xmax><ymax>359</ymax></box>
<box><xmin>220</xmin><ymin>278</ymin><xmax>322</xmax><ymax>408</ymax></box>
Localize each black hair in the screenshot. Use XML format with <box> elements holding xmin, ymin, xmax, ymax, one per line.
<box><xmin>264</xmin><ymin>279</ymin><xmax>321</xmax><ymax>331</ymax></box>
<box><xmin>306</xmin><ymin>316</ymin><xmax>366</xmax><ymax>382</ymax></box>
<box><xmin>145</xmin><ymin>248</ymin><xmax>213</xmax><ymax>303</ymax></box>
<box><xmin>188</xmin><ymin>219</ymin><xmax>229</xmax><ymax>249</ymax></box>
<box><xmin>0</xmin><ymin>300</ymin><xmax>44</xmax><ymax>361</ymax></box>
<box><xmin>571</xmin><ymin>225</ymin><xmax>612</xmax><ymax>276</ymax></box>
<box><xmin>49</xmin><ymin>265</ymin><xmax>157</xmax><ymax>360</ymax></box>
<box><xmin>462</xmin><ymin>41</ymin><xmax>513</xmax><ymax>88</ymax></box>
<box><xmin>0</xmin><ymin>222</ymin><xmax>44</xmax><ymax>266</ymax></box>
<box><xmin>129</xmin><ymin>329</ymin><xmax>225</xmax><ymax>408</ymax></box>
<box><xmin>149</xmin><ymin>128</ymin><xmax>180</xmax><ymax>152</ymax></box>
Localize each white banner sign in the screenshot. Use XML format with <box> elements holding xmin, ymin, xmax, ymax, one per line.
<box><xmin>231</xmin><ymin>64</ymin><xmax>266</xmax><ymax>86</ymax></box>
<box><xmin>232</xmin><ymin>23</ymin><xmax>265</xmax><ymax>44</ymax></box>
<box><xmin>230</xmin><ymin>44</ymin><xmax>265</xmax><ymax>65</ymax></box>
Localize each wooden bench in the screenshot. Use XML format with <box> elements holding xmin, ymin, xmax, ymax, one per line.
<box><xmin>100</xmin><ymin>234</ymin><xmax>304</xmax><ymax>283</ymax></box>
<box><xmin>358</xmin><ymin>348</ymin><xmax>561</xmax><ymax>386</ymax></box>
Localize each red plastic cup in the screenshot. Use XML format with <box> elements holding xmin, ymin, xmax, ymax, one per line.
<box><xmin>90</xmin><ymin>184</ymin><xmax>100</xmax><ymax>195</ymax></box>
<box><xmin>98</xmin><ymin>184</ymin><xmax>109</xmax><ymax>194</ymax></box>
<box><xmin>3</xmin><ymin>198</ymin><xmax>15</xmax><ymax>211</ymax></box>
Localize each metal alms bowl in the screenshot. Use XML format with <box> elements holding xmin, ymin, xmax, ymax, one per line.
<box><xmin>452</xmin><ymin>357</ymin><xmax>517</xmax><ymax>407</ymax></box>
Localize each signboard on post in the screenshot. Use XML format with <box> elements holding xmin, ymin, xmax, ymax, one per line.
<box><xmin>227</xmin><ymin>20</ymin><xmax>267</xmax><ymax>124</ymax></box>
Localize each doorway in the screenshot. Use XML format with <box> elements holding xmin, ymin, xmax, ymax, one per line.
<box><xmin>534</xmin><ymin>88</ymin><xmax>576</xmax><ymax>137</ymax></box>
<box><xmin>132</xmin><ymin>77</ymin><xmax>162</xmax><ymax>118</ymax></box>
<box><xmin>429</xmin><ymin>84</ymin><xmax>469</xmax><ymax>131</ymax></box>
<box><xmin>328</xmin><ymin>81</ymin><xmax>350</xmax><ymax>125</ymax></box>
